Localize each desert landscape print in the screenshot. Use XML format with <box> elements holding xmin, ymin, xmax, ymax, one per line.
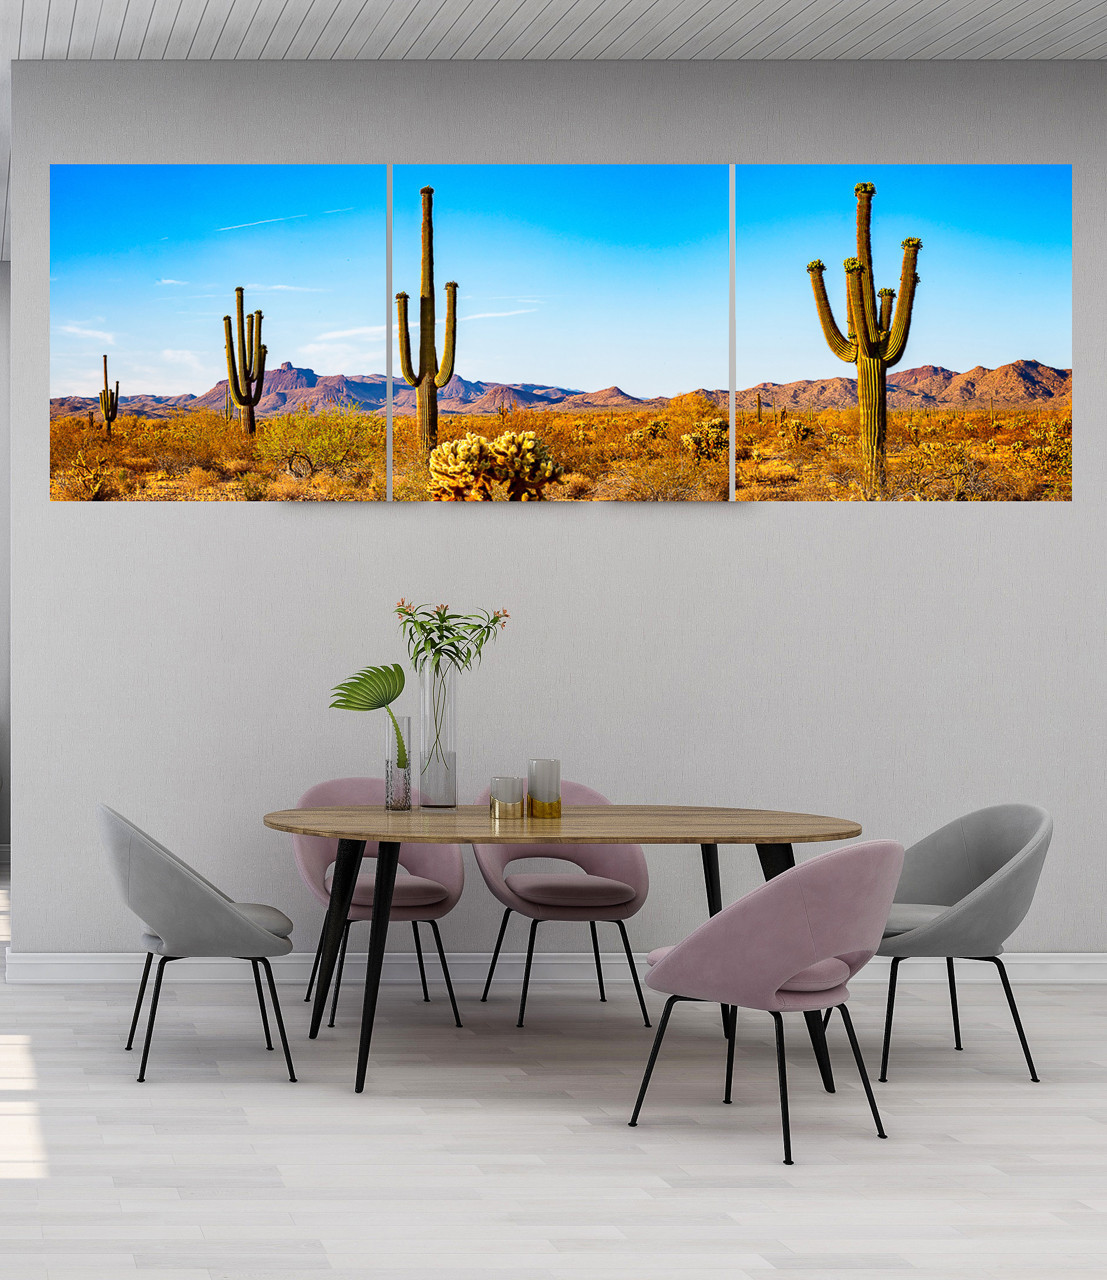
<box><xmin>734</xmin><ymin>163</ymin><xmax>1071</xmax><ymax>501</ymax></box>
<box><xmin>50</xmin><ymin>162</ymin><xmax>1069</xmax><ymax>502</ymax></box>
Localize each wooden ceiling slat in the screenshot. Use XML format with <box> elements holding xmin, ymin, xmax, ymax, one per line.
<box><xmin>625</xmin><ymin>0</ymin><xmax>740</xmax><ymax>59</ymax></box>
<box><xmin>255</xmin><ymin>0</ymin><xmax>323</xmax><ymax>57</ymax></box>
<box><xmin>109</xmin><ymin>0</ymin><xmax>158</xmax><ymax>58</ymax></box>
<box><xmin>42</xmin><ymin>0</ymin><xmax>79</xmax><ymax>59</ymax></box>
<box><xmin>994</xmin><ymin>1</ymin><xmax>1107</xmax><ymax>59</ymax></box>
<box><xmin>66</xmin><ymin>0</ymin><xmax>107</xmax><ymax>58</ymax></box>
<box><xmin>178</xmin><ymin>0</ymin><xmax>240</xmax><ymax>58</ymax></box>
<box><xmin>232</xmin><ymin>0</ymin><xmax>292</xmax><ymax>59</ymax></box>
<box><xmin>574</xmin><ymin>0</ymin><xmax>667</xmax><ymax>59</ymax></box>
<box><xmin>303</xmin><ymin>0</ymin><xmax>374</xmax><ymax>58</ymax></box>
<box><xmin>329</xmin><ymin>0</ymin><xmax>396</xmax><ymax>57</ymax></box>
<box><xmin>137</xmin><ymin>0</ymin><xmax>191</xmax><ymax>58</ymax></box>
<box><xmin>469</xmin><ymin>1</ymin><xmax>567</xmax><ymax>60</ymax></box>
<box><xmin>799</xmin><ymin>0</ymin><xmax>944</xmax><ymax>60</ymax></box>
<box><xmin>379</xmin><ymin>0</ymin><xmax>452</xmax><ymax>57</ymax></box>
<box><xmin>349</xmin><ymin>0</ymin><xmax>418</xmax><ymax>56</ymax></box>
<box><xmin>729</xmin><ymin>0</ymin><xmax>887</xmax><ymax>60</ymax></box>
<box><xmin>449</xmin><ymin>0</ymin><xmax>539</xmax><ymax>57</ymax></box>
<box><xmin>833</xmin><ymin>0</ymin><xmax>990</xmax><ymax>58</ymax></box>
<box><xmin>515</xmin><ymin>0</ymin><xmax>609</xmax><ymax>58</ymax></box>
<box><xmin>411</xmin><ymin>0</ymin><xmax>502</xmax><ymax>59</ymax></box>
<box><xmin>939</xmin><ymin>0</ymin><xmax>1068</xmax><ymax>59</ymax></box>
<box><xmin>208</xmin><ymin>0</ymin><xmax>264</xmax><ymax>57</ymax></box>
<box><xmin>282</xmin><ymin>0</ymin><xmax>348</xmax><ymax>56</ymax></box>
<box><xmin>685</xmin><ymin>0</ymin><xmax>814</xmax><ymax>59</ymax></box>
<box><xmin>597</xmin><ymin>0</ymin><xmax>703</xmax><ymax>57</ymax></box>
<box><xmin>17</xmin><ymin>0</ymin><xmax>50</xmax><ymax>57</ymax></box>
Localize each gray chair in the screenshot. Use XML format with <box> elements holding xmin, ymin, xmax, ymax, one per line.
<box><xmin>97</xmin><ymin>804</ymin><xmax>297</xmax><ymax>1083</ymax></box>
<box><xmin>876</xmin><ymin>803</ymin><xmax>1053</xmax><ymax>1083</ymax></box>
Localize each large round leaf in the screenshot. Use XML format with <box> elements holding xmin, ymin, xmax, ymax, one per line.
<box><xmin>330</xmin><ymin>663</ymin><xmax>405</xmax><ymax>711</ymax></box>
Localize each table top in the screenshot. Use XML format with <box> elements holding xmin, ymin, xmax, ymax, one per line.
<box><xmin>263</xmin><ymin>804</ymin><xmax>861</xmax><ymax>846</ymax></box>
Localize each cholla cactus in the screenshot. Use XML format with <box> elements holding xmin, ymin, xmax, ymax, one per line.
<box><xmin>680</xmin><ymin>419</ymin><xmax>728</xmax><ymax>461</ymax></box>
<box><xmin>428</xmin><ymin>429</ymin><xmax>563</xmax><ymax>501</ymax></box>
<box><xmin>488</xmin><ymin>430</ymin><xmax>563</xmax><ymax>500</ymax></box>
<box><xmin>626</xmin><ymin>418</ymin><xmax>670</xmax><ymax>450</ymax></box>
<box><xmin>428</xmin><ymin>433</ymin><xmax>495</xmax><ymax>501</ymax></box>
<box><xmin>807</xmin><ymin>182</ymin><xmax>922</xmax><ymax>495</ymax></box>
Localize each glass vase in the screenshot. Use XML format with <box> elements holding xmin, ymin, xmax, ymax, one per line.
<box><xmin>419</xmin><ymin>665</ymin><xmax>457</xmax><ymax>807</ymax></box>
<box><xmin>385</xmin><ymin>714</ymin><xmax>412</xmax><ymax>811</ymax></box>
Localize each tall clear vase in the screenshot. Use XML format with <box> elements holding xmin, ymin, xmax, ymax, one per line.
<box><xmin>419</xmin><ymin>665</ymin><xmax>457</xmax><ymax>807</ymax></box>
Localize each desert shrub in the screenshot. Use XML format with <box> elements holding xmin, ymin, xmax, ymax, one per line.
<box><xmin>255</xmin><ymin>409</ymin><xmax>384</xmax><ymax>477</ymax></box>
<box><xmin>427</xmin><ymin>430</ymin><xmax>564</xmax><ymax>502</ymax></box>
<box><xmin>680</xmin><ymin>419</ymin><xmax>729</xmax><ymax>461</ymax></box>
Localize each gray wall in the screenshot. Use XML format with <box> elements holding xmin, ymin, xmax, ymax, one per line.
<box><xmin>10</xmin><ymin>60</ymin><xmax>1103</xmax><ymax>956</ymax></box>
<box><xmin>0</xmin><ymin>259</ymin><xmax>9</xmax><ymax>853</ymax></box>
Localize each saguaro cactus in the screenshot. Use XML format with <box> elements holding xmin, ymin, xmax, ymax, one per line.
<box><xmin>397</xmin><ymin>187</ymin><xmax>458</xmax><ymax>456</ymax></box>
<box><xmin>99</xmin><ymin>354</ymin><xmax>119</xmax><ymax>438</ymax></box>
<box><xmin>807</xmin><ymin>183</ymin><xmax>922</xmax><ymax>495</ymax></box>
<box><xmin>223</xmin><ymin>286</ymin><xmax>267</xmax><ymax>436</ymax></box>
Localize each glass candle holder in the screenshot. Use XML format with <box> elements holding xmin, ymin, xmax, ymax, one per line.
<box><xmin>527</xmin><ymin>758</ymin><xmax>561</xmax><ymax>819</ymax></box>
<box><xmin>489</xmin><ymin>776</ymin><xmax>525</xmax><ymax>820</ymax></box>
<box><xmin>385</xmin><ymin>715</ymin><xmax>412</xmax><ymax>811</ymax></box>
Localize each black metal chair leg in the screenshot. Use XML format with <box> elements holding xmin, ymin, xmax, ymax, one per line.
<box><xmin>304</xmin><ymin>922</ymin><xmax>325</xmax><ymax>1002</ymax></box>
<box><xmin>589</xmin><ymin>921</ymin><xmax>606</xmax><ymax>1002</ymax></box>
<box><xmin>879</xmin><ymin>956</ymin><xmax>901</xmax><ymax>1082</ymax></box>
<box><xmin>412</xmin><ymin>921</ymin><xmax>430</xmax><ymax>1002</ymax></box>
<box><xmin>981</xmin><ymin>956</ymin><xmax>1040</xmax><ymax>1082</ymax></box>
<box><xmin>724</xmin><ymin>1005</ymin><xmax>737</xmax><ymax>1104</ymax></box>
<box><xmin>771</xmin><ymin>1012</ymin><xmax>793</xmax><ymax>1165</ymax></box>
<box><xmin>838</xmin><ymin>1004</ymin><xmax>887</xmax><ymax>1139</ymax></box>
<box><xmin>803</xmin><ymin>1009</ymin><xmax>835</xmax><ymax>1093</ymax></box>
<box><xmin>615</xmin><ymin>919</ymin><xmax>651</xmax><ymax>1027</ymax></box>
<box><xmin>429</xmin><ymin>920</ymin><xmax>463</xmax><ymax>1028</ymax></box>
<box><xmin>328</xmin><ymin>920</ymin><xmax>352</xmax><ymax>1028</ymax></box>
<box><xmin>259</xmin><ymin>958</ymin><xmax>297</xmax><ymax>1082</ymax></box>
<box><xmin>482</xmin><ymin>908</ymin><xmax>511</xmax><ymax>1002</ymax></box>
<box><xmin>629</xmin><ymin>995</ymin><xmax>682</xmax><ymax>1126</ymax></box>
<box><xmin>250</xmin><ymin>959</ymin><xmax>274</xmax><ymax>1050</ymax></box>
<box><xmin>517</xmin><ymin>919</ymin><xmax>539</xmax><ymax>1028</ymax></box>
<box><xmin>125</xmin><ymin>952</ymin><xmax>154</xmax><ymax>1050</ymax></box>
<box><xmin>137</xmin><ymin>956</ymin><xmax>174</xmax><ymax>1082</ymax></box>
<box><xmin>946</xmin><ymin>957</ymin><xmax>963</xmax><ymax>1050</ymax></box>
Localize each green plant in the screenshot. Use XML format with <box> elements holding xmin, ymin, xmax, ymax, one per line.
<box><xmin>427</xmin><ymin>430</ymin><xmax>564</xmax><ymax>501</ymax></box>
<box><xmin>396</xmin><ymin>187</ymin><xmax>458</xmax><ymax>456</ymax></box>
<box><xmin>330</xmin><ymin>662</ymin><xmax>409</xmax><ymax>768</ymax></box>
<box><xmin>99</xmin><ymin>355</ymin><xmax>119</xmax><ymax>438</ymax></box>
<box><xmin>807</xmin><ymin>182</ymin><xmax>922</xmax><ymax>496</ymax></box>
<box><xmin>224</xmin><ymin>286</ymin><xmax>267</xmax><ymax>436</ymax></box>
<box><xmin>395</xmin><ymin>600</ymin><xmax>508</xmax><ymax>775</ymax></box>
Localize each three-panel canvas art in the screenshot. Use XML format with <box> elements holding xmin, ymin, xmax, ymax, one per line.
<box><xmin>49</xmin><ymin>163</ymin><xmax>1072</xmax><ymax>502</ymax></box>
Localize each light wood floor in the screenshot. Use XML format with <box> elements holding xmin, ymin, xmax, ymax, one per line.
<box><xmin>3</xmin><ymin>869</ymin><xmax>1106</xmax><ymax>1279</ymax></box>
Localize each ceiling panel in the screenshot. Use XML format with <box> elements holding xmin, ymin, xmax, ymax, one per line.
<box><xmin>4</xmin><ymin>0</ymin><xmax>1107</xmax><ymax>259</ymax></box>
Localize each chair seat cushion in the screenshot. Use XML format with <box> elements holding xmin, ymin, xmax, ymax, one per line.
<box><xmin>325</xmin><ymin>866</ymin><xmax>449</xmax><ymax>909</ymax></box>
<box><xmin>236</xmin><ymin>902</ymin><xmax>294</xmax><ymax>938</ymax></box>
<box><xmin>646</xmin><ymin>945</ymin><xmax>673</xmax><ymax>967</ymax></box>
<box><xmin>504</xmin><ymin>872</ymin><xmax>636</xmax><ymax>908</ymax></box>
<box><xmin>779</xmin><ymin>957</ymin><xmax>851</xmax><ymax>992</ymax></box>
<box><xmin>883</xmin><ymin>902</ymin><xmax>947</xmax><ymax>936</ymax></box>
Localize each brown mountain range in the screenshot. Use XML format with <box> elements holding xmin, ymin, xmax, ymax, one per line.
<box><xmin>51</xmin><ymin>359</ymin><xmax>1070</xmax><ymax>421</ymax></box>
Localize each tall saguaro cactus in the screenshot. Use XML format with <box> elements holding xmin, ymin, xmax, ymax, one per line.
<box><xmin>99</xmin><ymin>354</ymin><xmax>119</xmax><ymax>438</ymax></box>
<box><xmin>397</xmin><ymin>187</ymin><xmax>458</xmax><ymax>456</ymax></box>
<box><xmin>223</xmin><ymin>286</ymin><xmax>267</xmax><ymax>436</ymax></box>
<box><xmin>807</xmin><ymin>183</ymin><xmax>922</xmax><ymax>496</ymax></box>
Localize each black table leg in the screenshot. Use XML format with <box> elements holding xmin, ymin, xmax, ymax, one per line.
<box><xmin>355</xmin><ymin>840</ymin><xmax>400</xmax><ymax>1093</ymax></box>
<box><xmin>755</xmin><ymin>842</ymin><xmax>835</xmax><ymax>1094</ymax></box>
<box><xmin>700</xmin><ymin>844</ymin><xmax>731</xmax><ymax>1034</ymax></box>
<box><xmin>309</xmin><ymin>837</ymin><xmax>366</xmax><ymax>1039</ymax></box>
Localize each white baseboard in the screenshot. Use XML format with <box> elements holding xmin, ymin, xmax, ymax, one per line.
<box><xmin>6</xmin><ymin>948</ymin><xmax>1107</xmax><ymax>985</ymax></box>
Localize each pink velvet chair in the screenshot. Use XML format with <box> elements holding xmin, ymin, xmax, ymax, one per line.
<box><xmin>631</xmin><ymin>839</ymin><xmax>904</xmax><ymax>1165</ymax></box>
<box><xmin>293</xmin><ymin>778</ymin><xmax>464</xmax><ymax>1028</ymax></box>
<box><xmin>473</xmin><ymin>781</ymin><xmax>650</xmax><ymax>1027</ymax></box>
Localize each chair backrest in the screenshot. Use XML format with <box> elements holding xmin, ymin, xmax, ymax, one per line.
<box><xmin>885</xmin><ymin>803</ymin><xmax>1052</xmax><ymax>956</ymax></box>
<box><xmin>471</xmin><ymin>780</ymin><xmax>648</xmax><ymax>896</ymax></box>
<box><xmin>97</xmin><ymin>804</ymin><xmax>289</xmax><ymax>958</ymax></box>
<box><xmin>647</xmin><ymin>840</ymin><xmax>904</xmax><ymax>1011</ymax></box>
<box><xmin>291</xmin><ymin>778</ymin><xmax>464</xmax><ymax>908</ymax></box>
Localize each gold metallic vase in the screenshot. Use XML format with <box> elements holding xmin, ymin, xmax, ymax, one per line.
<box><xmin>489</xmin><ymin>797</ymin><xmax>525</xmax><ymax>820</ymax></box>
<box><xmin>527</xmin><ymin>795</ymin><xmax>562</xmax><ymax>819</ymax></box>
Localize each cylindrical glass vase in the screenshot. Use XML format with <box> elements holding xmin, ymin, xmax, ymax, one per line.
<box><xmin>385</xmin><ymin>714</ymin><xmax>412</xmax><ymax>811</ymax></box>
<box><xmin>419</xmin><ymin>665</ymin><xmax>457</xmax><ymax>807</ymax></box>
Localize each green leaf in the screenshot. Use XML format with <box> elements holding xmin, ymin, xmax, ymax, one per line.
<box><xmin>330</xmin><ymin>663</ymin><xmax>405</xmax><ymax>711</ymax></box>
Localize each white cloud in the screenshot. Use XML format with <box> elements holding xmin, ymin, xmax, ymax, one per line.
<box><xmin>161</xmin><ymin>349</ymin><xmax>208</xmax><ymax>373</ymax></box>
<box><xmin>458</xmin><ymin>309</ymin><xmax>537</xmax><ymax>322</ymax></box>
<box><xmin>316</xmin><ymin>324</ymin><xmax>386</xmax><ymax>340</ymax></box>
<box><xmin>57</xmin><ymin>324</ymin><xmax>115</xmax><ymax>344</ymax></box>
<box><xmin>218</xmin><ymin>213</ymin><xmax>309</xmax><ymax>231</ymax></box>
<box><xmin>156</xmin><ymin>278</ymin><xmax>188</xmax><ymax>286</ymax></box>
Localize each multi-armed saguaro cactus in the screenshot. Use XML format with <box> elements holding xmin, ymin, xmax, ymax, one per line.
<box><xmin>223</xmin><ymin>286</ymin><xmax>267</xmax><ymax>436</ymax></box>
<box><xmin>99</xmin><ymin>354</ymin><xmax>119</xmax><ymax>438</ymax></box>
<box><xmin>397</xmin><ymin>187</ymin><xmax>458</xmax><ymax>457</ymax></box>
<box><xmin>807</xmin><ymin>183</ymin><xmax>922</xmax><ymax>495</ymax></box>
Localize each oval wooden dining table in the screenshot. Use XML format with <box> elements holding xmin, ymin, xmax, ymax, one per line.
<box><xmin>263</xmin><ymin>805</ymin><xmax>862</xmax><ymax>1092</ymax></box>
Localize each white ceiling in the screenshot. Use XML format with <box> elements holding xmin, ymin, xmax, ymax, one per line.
<box><xmin>4</xmin><ymin>0</ymin><xmax>1107</xmax><ymax>259</ymax></box>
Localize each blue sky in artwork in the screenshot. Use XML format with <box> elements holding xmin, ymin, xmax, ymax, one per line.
<box><xmin>737</xmin><ymin>164</ymin><xmax>1072</xmax><ymax>384</ymax></box>
<box><xmin>392</xmin><ymin>164</ymin><xmax>729</xmax><ymax>398</ymax></box>
<box><xmin>50</xmin><ymin>164</ymin><xmax>387</xmax><ymax>396</ymax></box>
